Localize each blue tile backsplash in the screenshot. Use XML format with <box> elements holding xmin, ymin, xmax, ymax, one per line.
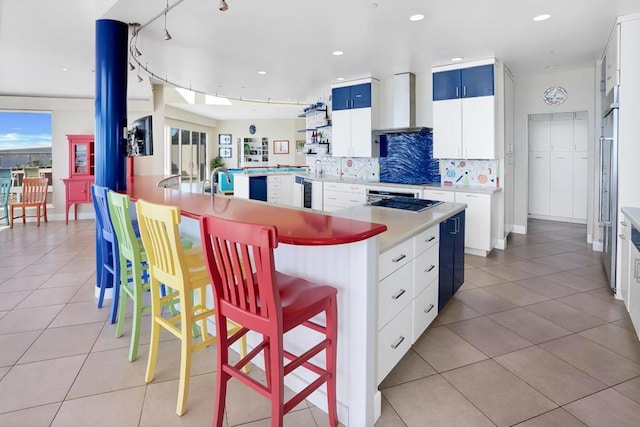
<box><xmin>379</xmin><ymin>131</ymin><xmax>441</xmax><ymax>185</ymax></box>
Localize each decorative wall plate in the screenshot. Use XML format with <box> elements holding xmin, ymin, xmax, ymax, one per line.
<box><xmin>543</xmin><ymin>87</ymin><xmax>568</xmax><ymax>106</ymax></box>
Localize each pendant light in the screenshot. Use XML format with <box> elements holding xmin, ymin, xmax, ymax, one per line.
<box><xmin>164</xmin><ymin>0</ymin><xmax>172</xmax><ymax>40</ymax></box>
<box><xmin>219</xmin><ymin>0</ymin><xmax>229</xmax><ymax>11</ymax></box>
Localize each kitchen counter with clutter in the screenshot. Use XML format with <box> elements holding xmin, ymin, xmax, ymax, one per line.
<box><xmin>124</xmin><ymin>174</ymin><xmax>466</xmax><ymax>425</ymax></box>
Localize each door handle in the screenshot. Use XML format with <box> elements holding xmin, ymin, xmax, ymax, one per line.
<box><xmin>424</xmin><ymin>304</ymin><xmax>435</xmax><ymax>314</ymax></box>
<box><xmin>391</xmin><ymin>336</ymin><xmax>405</xmax><ymax>349</ymax></box>
<box><xmin>425</xmin><ymin>265</ymin><xmax>436</xmax><ymax>273</ymax></box>
<box><xmin>391</xmin><ymin>289</ymin><xmax>406</xmax><ymax>300</ymax></box>
<box><xmin>392</xmin><ymin>254</ymin><xmax>407</xmax><ymax>263</ymax></box>
<box><xmin>426</xmin><ymin>236</ymin><xmax>436</xmax><ymax>242</ymax></box>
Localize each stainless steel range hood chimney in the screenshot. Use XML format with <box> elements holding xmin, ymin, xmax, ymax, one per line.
<box><xmin>374</xmin><ymin>72</ymin><xmax>431</xmax><ymax>134</ymax></box>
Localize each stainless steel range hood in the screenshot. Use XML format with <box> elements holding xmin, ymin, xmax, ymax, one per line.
<box><xmin>373</xmin><ymin>72</ymin><xmax>431</xmax><ymax>135</ymax></box>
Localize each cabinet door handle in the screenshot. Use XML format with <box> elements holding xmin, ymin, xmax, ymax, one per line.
<box><xmin>426</xmin><ymin>236</ymin><xmax>436</xmax><ymax>242</ymax></box>
<box><xmin>635</xmin><ymin>259</ymin><xmax>640</xmax><ymax>281</ymax></box>
<box><xmin>392</xmin><ymin>254</ymin><xmax>407</xmax><ymax>263</ymax></box>
<box><xmin>456</xmin><ymin>87</ymin><xmax>459</xmax><ymax>97</ymax></box>
<box><xmin>424</xmin><ymin>304</ymin><xmax>435</xmax><ymax>314</ymax></box>
<box><xmin>425</xmin><ymin>265</ymin><xmax>436</xmax><ymax>273</ymax></box>
<box><xmin>455</xmin><ymin>216</ymin><xmax>460</xmax><ymax>233</ymax></box>
<box><xmin>621</xmin><ymin>221</ymin><xmax>628</xmax><ymax>227</ymax></box>
<box><xmin>391</xmin><ymin>336</ymin><xmax>405</xmax><ymax>349</ymax></box>
<box><xmin>620</xmin><ymin>234</ymin><xmax>625</xmax><ymax>240</ymax></box>
<box><xmin>392</xmin><ymin>289</ymin><xmax>407</xmax><ymax>300</ymax></box>
<box><xmin>463</xmin><ymin>86</ymin><xmax>467</xmax><ymax>97</ymax></box>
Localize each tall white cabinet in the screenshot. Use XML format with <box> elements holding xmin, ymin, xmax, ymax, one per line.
<box><xmin>528</xmin><ymin>112</ymin><xmax>588</xmax><ymax>222</ymax></box>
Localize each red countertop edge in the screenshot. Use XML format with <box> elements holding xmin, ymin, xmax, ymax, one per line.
<box><xmin>122</xmin><ymin>176</ymin><xmax>387</xmax><ymax>246</ymax></box>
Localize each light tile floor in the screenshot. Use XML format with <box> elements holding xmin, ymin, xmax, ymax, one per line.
<box><xmin>0</xmin><ymin>219</ymin><xmax>639</xmax><ymax>426</ymax></box>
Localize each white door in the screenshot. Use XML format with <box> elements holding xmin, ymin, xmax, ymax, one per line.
<box><xmin>574</xmin><ymin>112</ymin><xmax>589</xmax><ymax>152</ymax></box>
<box><xmin>549</xmin><ymin>152</ymin><xmax>574</xmax><ymax>218</ymax></box>
<box><xmin>331</xmin><ymin>109</ymin><xmax>351</xmax><ymax>157</ymax></box>
<box><xmin>350</xmin><ymin>107</ymin><xmax>373</xmax><ymax>157</ymax></box>
<box><xmin>550</xmin><ymin>113</ymin><xmax>574</xmax><ymax>151</ymax></box>
<box><xmin>572</xmin><ymin>152</ymin><xmax>588</xmax><ymax>220</ymax></box>
<box><xmin>528</xmin><ymin>115</ymin><xmax>551</xmax><ymax>152</ymax></box>
<box><xmin>433</xmin><ymin>99</ymin><xmax>462</xmax><ymax>158</ymax></box>
<box><xmin>528</xmin><ymin>152</ymin><xmax>550</xmax><ymax>216</ymax></box>
<box><xmin>463</xmin><ymin>96</ymin><xmax>495</xmax><ymax>159</ymax></box>
<box><xmin>455</xmin><ymin>192</ymin><xmax>491</xmax><ymax>251</ymax></box>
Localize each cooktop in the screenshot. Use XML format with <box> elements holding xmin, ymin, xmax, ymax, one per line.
<box><xmin>370</xmin><ymin>197</ymin><xmax>443</xmax><ymax>212</ymax></box>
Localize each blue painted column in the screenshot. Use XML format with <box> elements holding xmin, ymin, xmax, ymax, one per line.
<box><xmin>94</xmin><ymin>19</ymin><xmax>128</xmax><ymax>302</ymax></box>
<box><xmin>95</xmin><ymin>19</ymin><xmax>128</xmax><ymax>189</ymax></box>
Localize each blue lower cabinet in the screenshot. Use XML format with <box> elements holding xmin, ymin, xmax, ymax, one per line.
<box><xmin>439</xmin><ymin>211</ymin><xmax>465</xmax><ymax>310</ymax></box>
<box><xmin>249</xmin><ymin>176</ymin><xmax>267</xmax><ymax>201</ymax></box>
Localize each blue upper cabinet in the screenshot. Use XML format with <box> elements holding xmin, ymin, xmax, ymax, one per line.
<box><xmin>433</xmin><ymin>69</ymin><xmax>461</xmax><ymax>101</ymax></box>
<box><xmin>432</xmin><ymin>64</ymin><xmax>494</xmax><ymax>100</ymax></box>
<box><xmin>461</xmin><ymin>65</ymin><xmax>494</xmax><ymax>98</ymax></box>
<box><xmin>332</xmin><ymin>83</ymin><xmax>372</xmax><ymax>110</ymax></box>
<box><xmin>332</xmin><ymin>86</ymin><xmax>351</xmax><ymax>111</ymax></box>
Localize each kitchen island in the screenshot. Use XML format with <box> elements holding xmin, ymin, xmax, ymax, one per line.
<box><xmin>122</xmin><ymin>175</ymin><xmax>465</xmax><ymax>425</ymax></box>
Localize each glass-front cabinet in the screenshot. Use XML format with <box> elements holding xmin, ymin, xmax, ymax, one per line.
<box><xmin>68</xmin><ymin>134</ymin><xmax>94</xmax><ymax>177</ymax></box>
<box><xmin>62</xmin><ymin>134</ymin><xmax>95</xmax><ymax>224</ymax></box>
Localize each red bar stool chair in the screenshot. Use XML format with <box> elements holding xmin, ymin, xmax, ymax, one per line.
<box><xmin>200</xmin><ymin>215</ymin><xmax>339</xmax><ymax>427</ymax></box>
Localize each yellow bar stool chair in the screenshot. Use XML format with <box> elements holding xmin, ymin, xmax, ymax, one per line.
<box><xmin>135</xmin><ymin>198</ymin><xmax>247</xmax><ymax>416</ymax></box>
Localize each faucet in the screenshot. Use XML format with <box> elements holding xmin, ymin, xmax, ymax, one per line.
<box><xmin>314</xmin><ymin>159</ymin><xmax>323</xmax><ymax>177</ymax></box>
<box><xmin>204</xmin><ymin>167</ymin><xmax>230</xmax><ymax>195</ymax></box>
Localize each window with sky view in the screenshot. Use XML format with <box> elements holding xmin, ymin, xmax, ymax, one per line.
<box><xmin>0</xmin><ymin>111</ymin><xmax>52</xmax><ymax>169</ymax></box>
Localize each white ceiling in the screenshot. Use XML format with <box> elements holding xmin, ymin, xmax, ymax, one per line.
<box><xmin>1</xmin><ymin>0</ymin><xmax>639</xmax><ymax>120</ymax></box>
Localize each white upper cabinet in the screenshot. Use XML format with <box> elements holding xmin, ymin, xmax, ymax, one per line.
<box><xmin>550</xmin><ymin>113</ymin><xmax>574</xmax><ymax>152</ymax></box>
<box><xmin>432</xmin><ymin>60</ymin><xmax>498</xmax><ymax>159</ymax></box>
<box><xmin>574</xmin><ymin>111</ymin><xmax>589</xmax><ymax>152</ymax></box>
<box><xmin>604</xmin><ymin>23</ymin><xmax>620</xmax><ymax>95</ymax></box>
<box><xmin>331</xmin><ymin>78</ymin><xmax>379</xmax><ymax>158</ymax></box>
<box><xmin>528</xmin><ymin>114</ymin><xmax>551</xmax><ymax>152</ymax></box>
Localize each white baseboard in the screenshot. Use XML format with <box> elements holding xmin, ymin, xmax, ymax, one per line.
<box><xmin>495</xmin><ymin>238</ymin><xmax>507</xmax><ymax>250</ymax></box>
<box><xmin>512</xmin><ymin>225</ymin><xmax>526</xmax><ymax>234</ymax></box>
<box><xmin>592</xmin><ymin>241</ymin><xmax>603</xmax><ymax>252</ymax></box>
<box><xmin>465</xmin><ymin>247</ymin><xmax>489</xmax><ymax>257</ymax></box>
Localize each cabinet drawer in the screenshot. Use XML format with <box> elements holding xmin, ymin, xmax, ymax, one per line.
<box><xmin>378</xmin><ymin>262</ymin><xmax>413</xmax><ymax>330</ymax></box>
<box><xmin>412</xmin><ymin>280</ymin><xmax>438</xmax><ymax>344</ymax></box>
<box><xmin>414</xmin><ymin>224</ymin><xmax>439</xmax><ymax>255</ymax></box>
<box><xmin>379</xmin><ymin>238</ymin><xmax>414</xmax><ymax>280</ymax></box>
<box><xmin>422</xmin><ymin>189</ymin><xmax>455</xmax><ymax>203</ymax></box>
<box><xmin>377</xmin><ymin>305</ymin><xmax>412</xmax><ymax>384</ymax></box>
<box><xmin>413</xmin><ymin>245</ymin><xmax>439</xmax><ymax>297</ymax></box>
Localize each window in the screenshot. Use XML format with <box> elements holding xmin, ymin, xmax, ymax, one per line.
<box><xmin>169</xmin><ymin>127</ymin><xmax>207</xmax><ymax>183</ymax></box>
<box><xmin>0</xmin><ymin>111</ymin><xmax>52</xmax><ymax>189</ymax></box>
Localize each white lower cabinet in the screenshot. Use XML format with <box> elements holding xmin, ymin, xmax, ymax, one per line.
<box><xmin>422</xmin><ymin>188</ymin><xmax>455</xmax><ymax>203</ymax></box>
<box><xmin>620</xmin><ymin>217</ymin><xmax>631</xmax><ymax>310</ymax></box>
<box><xmin>267</xmin><ymin>175</ymin><xmax>293</xmax><ymax>206</ymax></box>
<box><xmin>323</xmin><ymin>182</ymin><xmax>366</xmax><ymax>212</ymax></box>
<box><xmin>455</xmin><ymin>192</ymin><xmax>492</xmax><ymax>253</ymax></box>
<box><xmin>377</xmin><ymin>224</ymin><xmax>440</xmax><ymax>384</ymax></box>
<box><xmin>629</xmin><ymin>239</ymin><xmax>640</xmax><ymax>340</ymax></box>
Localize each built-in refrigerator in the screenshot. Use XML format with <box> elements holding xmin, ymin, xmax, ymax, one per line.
<box><xmin>600</xmin><ymin>86</ymin><xmax>619</xmax><ymax>290</ymax></box>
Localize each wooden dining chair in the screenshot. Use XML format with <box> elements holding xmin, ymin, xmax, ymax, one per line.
<box><xmin>0</xmin><ymin>178</ymin><xmax>12</xmax><ymax>226</ymax></box>
<box><xmin>9</xmin><ymin>177</ymin><xmax>48</xmax><ymax>228</ymax></box>
<box><xmin>200</xmin><ymin>214</ymin><xmax>339</xmax><ymax>427</ymax></box>
<box><xmin>135</xmin><ymin>199</ymin><xmax>247</xmax><ymax>416</ymax></box>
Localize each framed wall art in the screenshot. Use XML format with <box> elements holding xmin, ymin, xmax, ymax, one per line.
<box><xmin>218</xmin><ymin>134</ymin><xmax>232</xmax><ymax>145</ymax></box>
<box><xmin>273</xmin><ymin>140</ymin><xmax>289</xmax><ymax>154</ymax></box>
<box><xmin>218</xmin><ymin>147</ymin><xmax>232</xmax><ymax>158</ymax></box>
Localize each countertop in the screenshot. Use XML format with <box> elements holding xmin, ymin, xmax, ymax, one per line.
<box><xmin>295</xmin><ymin>173</ymin><xmax>501</xmax><ymax>194</ymax></box>
<box><xmin>123</xmin><ymin>176</ymin><xmax>387</xmax><ymax>246</ymax></box>
<box><xmin>332</xmin><ymin>201</ymin><xmax>467</xmax><ymax>253</ymax></box>
<box><xmin>622</xmin><ymin>207</ymin><xmax>640</xmax><ymax>230</ymax></box>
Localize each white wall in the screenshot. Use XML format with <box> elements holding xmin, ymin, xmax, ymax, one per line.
<box><xmin>513</xmin><ymin>68</ymin><xmax>596</xmax><ymax>238</ymax></box>
<box><xmin>0</xmin><ymin>95</ymin><xmax>151</xmax><ymax>220</ymax></box>
<box><xmin>213</xmin><ymin>119</ymin><xmax>306</xmax><ymax>168</ymax></box>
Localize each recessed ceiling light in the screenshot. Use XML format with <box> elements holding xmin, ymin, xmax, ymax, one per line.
<box><xmin>451</xmin><ymin>57</ymin><xmax>464</xmax><ymax>62</ymax></box>
<box><xmin>336</xmin><ymin>77</ymin><xmax>345</xmax><ymax>81</ymax></box>
<box><xmin>332</xmin><ymin>51</ymin><xmax>344</xmax><ymax>56</ymax></box>
<box><xmin>533</xmin><ymin>14</ymin><xmax>551</xmax><ymax>22</ymax></box>
<box><xmin>369</xmin><ymin>3</ymin><xmax>378</xmax><ymax>8</ymax></box>
<box><xmin>257</xmin><ymin>71</ymin><xmax>267</xmax><ymax>75</ymax></box>
<box><xmin>409</xmin><ymin>14</ymin><xmax>425</xmax><ymax>22</ymax></box>
<box><xmin>62</xmin><ymin>67</ymin><xmax>69</xmax><ymax>72</ymax></box>
<box><xmin>545</xmin><ymin>65</ymin><xmax>556</xmax><ymax>69</ymax></box>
